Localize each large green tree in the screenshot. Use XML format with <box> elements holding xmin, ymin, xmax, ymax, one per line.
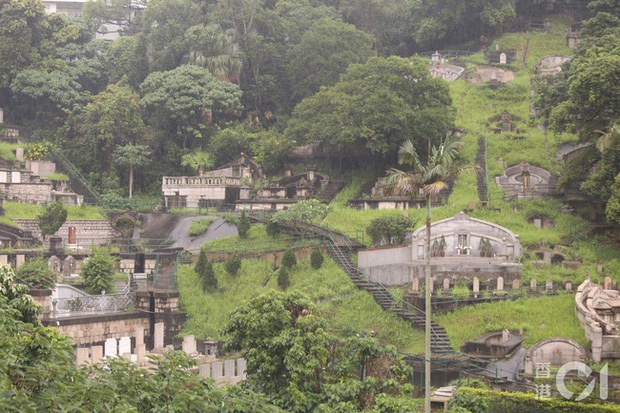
<box><xmin>286</xmin><ymin>17</ymin><xmax>374</xmax><ymax>105</ymax></box>
<box><xmin>287</xmin><ymin>56</ymin><xmax>455</xmax><ymax>162</ymax></box>
<box><xmin>140</xmin><ymin>65</ymin><xmax>243</xmax><ymax>151</ymax></box>
<box><xmin>113</xmin><ymin>143</ymin><xmax>152</xmax><ymax>198</ymax></box>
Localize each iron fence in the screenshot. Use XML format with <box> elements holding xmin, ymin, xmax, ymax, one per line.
<box><xmin>51</xmin><ymin>292</ymin><xmax>136</xmax><ymax>318</ymax></box>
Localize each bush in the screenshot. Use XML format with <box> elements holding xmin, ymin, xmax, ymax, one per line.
<box><xmin>277</xmin><ymin>266</ymin><xmax>290</xmax><ymax>290</ymax></box>
<box><xmin>188</xmin><ymin>217</ymin><xmax>214</xmax><ymax>239</ymax></box>
<box><xmin>281</xmin><ymin>248</ymin><xmax>297</xmax><ymax>269</ymax></box>
<box><xmin>82</xmin><ymin>247</ymin><xmax>117</xmax><ymax>294</ymax></box>
<box><xmin>16</xmin><ymin>257</ymin><xmax>57</xmax><ymax>289</ymax></box>
<box><xmin>266</xmin><ymin>220</ymin><xmax>280</xmax><ymax>238</ymax></box>
<box><xmin>225</xmin><ymin>253</ymin><xmax>242</xmax><ymax>276</ymax></box>
<box><xmin>237</xmin><ymin>210</ymin><xmax>251</xmax><ymax>239</ymax></box>
<box><xmin>310</xmin><ymin>248</ymin><xmax>324</xmax><ymax>270</ymax></box>
<box><xmin>37</xmin><ymin>200</ymin><xmax>68</xmax><ymax>239</ymax></box>
<box><xmin>195</xmin><ymin>250</ymin><xmax>217</xmax><ymax>292</ymax></box>
<box><xmin>366</xmin><ymin>215</ymin><xmax>414</xmax><ymax>246</ymax></box>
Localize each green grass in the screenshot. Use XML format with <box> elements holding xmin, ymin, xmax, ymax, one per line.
<box><xmin>43</xmin><ymin>172</ymin><xmax>70</xmax><ymax>181</ymax></box>
<box><xmin>177</xmin><ymin>256</ymin><xmax>423</xmax><ymax>353</ymax></box>
<box><xmin>0</xmin><ymin>142</ymin><xmax>18</xmax><ymax>160</ymax></box>
<box><xmin>187</xmin><ymin>217</ymin><xmax>214</xmax><ymax>239</ymax></box>
<box><xmin>201</xmin><ymin>224</ymin><xmax>321</xmax><ymax>253</ymax></box>
<box><xmin>0</xmin><ymin>201</ymin><xmax>106</xmax><ymax>227</ymax></box>
<box><xmin>435</xmin><ymin>293</ymin><xmax>588</xmax><ymax>351</ymax></box>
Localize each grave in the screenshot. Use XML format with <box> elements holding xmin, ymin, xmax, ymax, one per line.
<box><xmin>495</xmin><ymin>162</ymin><xmax>558</xmax><ymax>200</ymax></box>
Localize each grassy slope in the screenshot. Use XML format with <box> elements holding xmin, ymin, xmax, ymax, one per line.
<box><xmin>0</xmin><ymin>201</ymin><xmax>106</xmax><ymax>226</ymax></box>
<box><xmin>177</xmin><ymin>256</ymin><xmax>424</xmax><ymax>354</ymax></box>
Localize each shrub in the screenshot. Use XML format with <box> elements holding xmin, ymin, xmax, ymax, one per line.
<box><xmin>366</xmin><ymin>215</ymin><xmax>414</xmax><ymax>246</ymax></box>
<box><xmin>281</xmin><ymin>248</ymin><xmax>297</xmax><ymax>269</ymax></box>
<box><xmin>237</xmin><ymin>210</ymin><xmax>251</xmax><ymax>239</ymax></box>
<box><xmin>37</xmin><ymin>200</ymin><xmax>68</xmax><ymax>239</ymax></box>
<box><xmin>195</xmin><ymin>250</ymin><xmax>217</xmax><ymax>292</ymax></box>
<box><xmin>266</xmin><ymin>220</ymin><xmax>280</xmax><ymax>238</ymax></box>
<box><xmin>16</xmin><ymin>257</ymin><xmax>57</xmax><ymax>289</ymax></box>
<box><xmin>82</xmin><ymin>247</ymin><xmax>117</xmax><ymax>294</ymax></box>
<box><xmin>310</xmin><ymin>248</ymin><xmax>324</xmax><ymax>270</ymax></box>
<box><xmin>225</xmin><ymin>253</ymin><xmax>242</xmax><ymax>276</ymax></box>
<box><xmin>277</xmin><ymin>266</ymin><xmax>290</xmax><ymax>290</ymax></box>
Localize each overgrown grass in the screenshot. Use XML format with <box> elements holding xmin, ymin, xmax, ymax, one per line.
<box><xmin>187</xmin><ymin>217</ymin><xmax>214</xmax><ymax>239</ymax></box>
<box><xmin>201</xmin><ymin>224</ymin><xmax>321</xmax><ymax>253</ymax></box>
<box><xmin>0</xmin><ymin>142</ymin><xmax>18</xmax><ymax>160</ymax></box>
<box><xmin>435</xmin><ymin>293</ymin><xmax>587</xmax><ymax>350</ymax></box>
<box><xmin>177</xmin><ymin>256</ymin><xmax>423</xmax><ymax>353</ymax></box>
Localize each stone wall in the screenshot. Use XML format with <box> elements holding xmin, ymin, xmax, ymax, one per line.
<box><xmin>358</xmin><ymin>246</ymin><xmax>412</xmax><ymax>285</ymax></box>
<box><xmin>15</xmin><ymin>219</ymin><xmax>118</xmax><ymax>246</ymax></box>
<box><xmin>44</xmin><ymin>312</ymin><xmax>149</xmax><ymax>347</ymax></box>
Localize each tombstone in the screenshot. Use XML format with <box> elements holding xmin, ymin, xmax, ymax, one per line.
<box><xmin>15</xmin><ymin>254</ymin><xmax>25</xmax><ymax>268</ymax></box>
<box><xmin>597</xmin><ymin>264</ymin><xmax>603</xmax><ymax>275</ymax></box>
<box><xmin>135</xmin><ymin>343</ymin><xmax>146</xmax><ymax>366</ymax></box>
<box><xmin>11</xmin><ymin>171</ymin><xmax>20</xmax><ymax>183</ymax></box>
<box><xmin>48</xmin><ymin>255</ymin><xmax>62</xmax><ymax>273</ymax></box>
<box><xmin>530</xmin><ymin>279</ymin><xmax>537</xmax><ymax>290</ymax></box>
<box><xmin>76</xmin><ymin>347</ymin><xmax>90</xmax><ymax>365</ymax></box>
<box><xmin>91</xmin><ymin>345</ymin><xmax>103</xmax><ymax>364</ymax></box>
<box><xmin>473</xmin><ymin>277</ymin><xmax>480</xmax><ymax>294</ymax></box>
<box><xmin>499</xmin><ymin>53</ymin><xmax>507</xmax><ymax>64</ymax></box>
<box><xmin>135</xmin><ymin>328</ymin><xmax>144</xmax><ymax>346</ymax></box>
<box><xmin>502</xmin><ymin>329</ymin><xmax>511</xmax><ymax>342</ymax></box>
<box><xmin>104</xmin><ymin>338</ymin><xmax>118</xmax><ymax>358</ymax></box>
<box><xmin>212</xmin><ymin>361</ymin><xmax>224</xmax><ymax>382</ymax></box>
<box><xmin>68</xmin><ymin>226</ymin><xmax>77</xmax><ymax>246</ymax></box>
<box><xmin>199</xmin><ymin>363</ymin><xmax>211</xmax><ymax>378</ymax></box>
<box><xmin>154</xmin><ymin>322</ymin><xmax>165</xmax><ymax>351</ymax></box>
<box><xmin>237</xmin><ymin>358</ymin><xmax>247</xmax><ymax>379</ymax></box>
<box><xmin>63</xmin><ymin>256</ymin><xmax>77</xmax><ymax>277</ymax></box>
<box><xmin>118</xmin><ymin>336</ymin><xmax>132</xmax><ymax>357</ymax></box>
<box><xmin>412</xmin><ymin>277</ymin><xmax>420</xmax><ymax>294</ymax></box>
<box><xmin>545</xmin><ymin>280</ymin><xmax>553</xmax><ymax>291</ymax></box>
<box><xmin>512</xmin><ymin>279</ymin><xmax>520</xmax><ymax>290</ymax></box>
<box><xmin>533</xmin><ymin>219</ymin><xmax>542</xmax><ymax>228</ymax></box>
<box><xmin>443</xmin><ymin>278</ymin><xmax>451</xmax><ymax>292</ymax></box>
<box><xmin>604</xmin><ymin>277</ymin><xmax>612</xmax><ymax>290</ymax></box>
<box><xmin>225</xmin><ymin>359</ymin><xmax>236</xmax><ymax>379</ymax></box>
<box><xmin>565</xmin><ymin>282</ymin><xmax>572</xmax><ymax>292</ymax></box>
<box><xmin>497</xmin><ymin>276</ymin><xmax>504</xmax><ymax>291</ymax></box>
<box><xmin>0</xmin><ymin>171</ymin><xmax>6</xmax><ymax>183</ymax></box>
<box><xmin>0</xmin><ymin>255</ymin><xmax>8</xmax><ymax>265</ymax></box>
<box><xmin>182</xmin><ymin>335</ymin><xmax>197</xmax><ymax>355</ymax></box>
<box><xmin>204</xmin><ymin>340</ymin><xmax>221</xmax><ymax>357</ymax></box>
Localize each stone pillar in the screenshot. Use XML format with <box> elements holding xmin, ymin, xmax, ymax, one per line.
<box><xmin>237</xmin><ymin>358</ymin><xmax>247</xmax><ymax>379</ymax></box>
<box><xmin>412</xmin><ymin>277</ymin><xmax>419</xmax><ymax>294</ymax></box>
<box><xmin>119</xmin><ymin>337</ymin><xmax>132</xmax><ymax>357</ymax></box>
<box><xmin>15</xmin><ymin>254</ymin><xmax>25</xmax><ymax>268</ymax></box>
<box><xmin>104</xmin><ymin>338</ymin><xmax>118</xmax><ymax>358</ymax></box>
<box><xmin>91</xmin><ymin>346</ymin><xmax>103</xmax><ymax>364</ymax></box>
<box><xmin>76</xmin><ymin>347</ymin><xmax>90</xmax><ymax>365</ymax></box>
<box><xmin>182</xmin><ymin>335</ymin><xmax>196</xmax><ymax>355</ymax></box>
<box><xmin>154</xmin><ymin>322</ymin><xmax>165</xmax><ymax>351</ymax></box>
<box><xmin>199</xmin><ymin>364</ymin><xmax>211</xmax><ymax>378</ymax></box>
<box><xmin>212</xmin><ymin>361</ymin><xmax>224</xmax><ymax>383</ymax></box>
<box><xmin>497</xmin><ymin>276</ymin><xmax>504</xmax><ymax>291</ymax></box>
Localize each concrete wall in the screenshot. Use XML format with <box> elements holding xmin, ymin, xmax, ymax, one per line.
<box><xmin>358</xmin><ymin>246</ymin><xmax>412</xmax><ymax>285</ymax></box>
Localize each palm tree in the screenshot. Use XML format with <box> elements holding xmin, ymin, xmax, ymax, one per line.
<box><xmin>181</xmin><ymin>150</ymin><xmax>214</xmax><ymax>175</ymax></box>
<box><xmin>113</xmin><ymin>144</ymin><xmax>152</xmax><ymax>198</ymax></box>
<box><xmin>387</xmin><ymin>134</ymin><xmax>465</xmax><ymax>413</ymax></box>
<box><xmin>189</xmin><ymin>26</ymin><xmax>243</xmax><ymax>84</ymax></box>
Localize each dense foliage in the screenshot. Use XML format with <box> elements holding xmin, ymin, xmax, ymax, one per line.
<box><xmin>81</xmin><ymin>247</ymin><xmax>117</xmax><ymax>294</ymax></box>
<box><xmin>36</xmin><ymin>200</ymin><xmax>67</xmax><ymax>239</ymax></box>
<box><xmin>16</xmin><ymin>257</ymin><xmax>57</xmax><ymax>290</ymax></box>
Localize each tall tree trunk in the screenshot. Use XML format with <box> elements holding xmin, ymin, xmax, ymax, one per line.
<box><xmin>424</xmin><ymin>193</ymin><xmax>432</xmax><ymax>413</ymax></box>
<box><xmin>129</xmin><ymin>163</ymin><xmax>134</xmax><ymax>198</ymax></box>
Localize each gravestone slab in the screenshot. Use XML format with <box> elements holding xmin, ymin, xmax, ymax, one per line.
<box><xmin>76</xmin><ymin>347</ymin><xmax>90</xmax><ymax>365</ymax></box>
<box><xmin>237</xmin><ymin>358</ymin><xmax>247</xmax><ymax>378</ymax></box>
<box><xmin>91</xmin><ymin>345</ymin><xmax>103</xmax><ymax>364</ymax></box>
<box><xmin>118</xmin><ymin>336</ymin><xmax>131</xmax><ymax>356</ymax></box>
<box><xmin>212</xmin><ymin>362</ymin><xmax>224</xmax><ymax>382</ymax></box>
<box><xmin>154</xmin><ymin>322</ymin><xmax>165</xmax><ymax>350</ymax></box>
<box><xmin>497</xmin><ymin>276</ymin><xmax>504</xmax><ymax>291</ymax></box>
<box><xmin>512</xmin><ymin>279</ymin><xmax>520</xmax><ymax>290</ymax></box>
<box><xmin>182</xmin><ymin>335</ymin><xmax>196</xmax><ymax>355</ymax></box>
<box><xmin>199</xmin><ymin>364</ymin><xmax>211</xmax><ymax>378</ymax></box>
<box><xmin>104</xmin><ymin>338</ymin><xmax>118</xmax><ymax>358</ymax></box>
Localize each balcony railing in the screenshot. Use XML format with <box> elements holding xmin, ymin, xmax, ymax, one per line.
<box><xmin>51</xmin><ymin>293</ymin><xmax>136</xmax><ymax>318</ymax></box>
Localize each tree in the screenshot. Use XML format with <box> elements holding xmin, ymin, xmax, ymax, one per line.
<box><xmin>366</xmin><ymin>215</ymin><xmax>414</xmax><ymax>246</ymax></box>
<box><xmin>37</xmin><ymin>200</ymin><xmax>68</xmax><ymax>240</ymax></box>
<box><xmin>310</xmin><ymin>248</ymin><xmax>324</xmax><ymax>270</ymax></box>
<box><xmin>286</xmin><ymin>56</ymin><xmax>455</xmax><ymax>162</ymax></box>
<box><xmin>186</xmin><ymin>24</ymin><xmax>244</xmax><ymax>84</ymax></box>
<box><xmin>195</xmin><ymin>249</ymin><xmax>217</xmax><ymax>292</ymax></box>
<box><xmin>140</xmin><ymin>65</ymin><xmax>243</xmax><ymax>151</ymax></box>
<box><xmin>281</xmin><ymin>248</ymin><xmax>296</xmax><ymax>269</ymax></box>
<box><xmin>113</xmin><ymin>144</ymin><xmax>152</xmax><ymax>198</ymax></box>
<box><xmin>276</xmin><ymin>265</ymin><xmax>290</xmax><ymax>290</ymax></box>
<box><xmin>181</xmin><ymin>150</ymin><xmax>214</xmax><ymax>175</ymax></box>
<box><xmin>386</xmin><ymin>134</ymin><xmax>466</xmax><ymax>413</ymax></box>
<box><xmin>286</xmin><ymin>17</ymin><xmax>374</xmax><ymax>105</ymax></box>
<box><xmin>266</xmin><ymin>219</ymin><xmax>280</xmax><ymax>238</ymax></box>
<box><xmin>81</xmin><ymin>247</ymin><xmax>116</xmax><ymax>294</ymax></box>
<box><xmin>16</xmin><ymin>256</ymin><xmax>57</xmax><ymax>290</ymax></box>
<box><xmin>225</xmin><ymin>253</ymin><xmax>242</xmax><ymax>276</ymax></box>
<box><xmin>237</xmin><ymin>210</ymin><xmax>251</xmax><ymax>239</ymax></box>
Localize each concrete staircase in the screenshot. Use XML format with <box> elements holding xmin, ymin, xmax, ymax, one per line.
<box><xmin>318</xmin><ymin>181</ymin><xmax>346</xmax><ymax>203</ymax></box>
<box><xmin>327</xmin><ymin>242</ymin><xmax>454</xmax><ymax>354</ymax></box>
